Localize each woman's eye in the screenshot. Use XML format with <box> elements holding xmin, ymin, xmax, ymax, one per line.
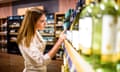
<box><xmin>40</xmin><ymin>20</ymin><xmax>46</xmax><ymax>23</ymax></box>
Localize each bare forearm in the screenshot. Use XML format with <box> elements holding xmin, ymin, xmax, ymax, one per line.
<box><xmin>48</xmin><ymin>38</ymin><xmax>63</xmax><ymax>58</ymax></box>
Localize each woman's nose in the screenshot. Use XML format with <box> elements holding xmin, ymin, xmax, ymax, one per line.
<box><xmin>44</xmin><ymin>21</ymin><xmax>47</xmax><ymax>25</ymax></box>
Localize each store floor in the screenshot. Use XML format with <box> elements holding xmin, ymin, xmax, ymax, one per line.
<box><xmin>0</xmin><ymin>52</ymin><xmax>63</xmax><ymax>72</ymax></box>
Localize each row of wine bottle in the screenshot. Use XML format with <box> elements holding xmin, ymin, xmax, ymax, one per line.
<box><xmin>64</xmin><ymin>0</ymin><xmax>120</xmax><ymax>72</ymax></box>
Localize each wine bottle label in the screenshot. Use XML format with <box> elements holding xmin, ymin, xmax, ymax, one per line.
<box><xmin>101</xmin><ymin>15</ymin><xmax>116</xmax><ymax>63</ymax></box>
<box><xmin>79</xmin><ymin>17</ymin><xmax>92</xmax><ymax>55</ymax></box>
<box><xmin>66</xmin><ymin>31</ymin><xmax>72</xmax><ymax>42</ymax></box>
<box><xmin>71</xmin><ymin>31</ymin><xmax>79</xmax><ymax>51</ymax></box>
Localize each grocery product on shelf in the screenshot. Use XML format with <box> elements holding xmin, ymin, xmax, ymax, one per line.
<box><xmin>63</xmin><ymin>0</ymin><xmax>120</xmax><ymax>72</ymax></box>
<box><xmin>116</xmin><ymin>3</ymin><xmax>120</xmax><ymax>72</ymax></box>
<box><xmin>79</xmin><ymin>1</ymin><xmax>94</xmax><ymax>56</ymax></box>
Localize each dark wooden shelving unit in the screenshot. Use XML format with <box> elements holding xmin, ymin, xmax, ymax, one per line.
<box><xmin>0</xmin><ymin>18</ymin><xmax>7</xmax><ymax>52</ymax></box>
<box><xmin>54</xmin><ymin>12</ymin><xmax>65</xmax><ymax>59</ymax></box>
<box><xmin>7</xmin><ymin>16</ymin><xmax>24</xmax><ymax>54</ymax></box>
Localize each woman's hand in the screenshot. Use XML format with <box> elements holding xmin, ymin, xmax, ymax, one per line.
<box><xmin>48</xmin><ymin>30</ymin><xmax>66</xmax><ymax>58</ymax></box>
<box><xmin>59</xmin><ymin>30</ymin><xmax>66</xmax><ymax>41</ymax></box>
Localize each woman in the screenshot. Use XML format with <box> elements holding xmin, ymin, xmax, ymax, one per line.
<box><xmin>17</xmin><ymin>8</ymin><xmax>66</xmax><ymax>72</ymax></box>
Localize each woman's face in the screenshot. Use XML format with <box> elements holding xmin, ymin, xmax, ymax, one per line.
<box><xmin>35</xmin><ymin>14</ymin><xmax>47</xmax><ymax>30</ymax></box>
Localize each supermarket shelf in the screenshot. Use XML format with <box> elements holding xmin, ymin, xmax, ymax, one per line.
<box><xmin>0</xmin><ymin>32</ymin><xmax>7</xmax><ymax>35</ymax></box>
<box><xmin>46</xmin><ymin>42</ymin><xmax>54</xmax><ymax>45</ymax></box>
<box><xmin>46</xmin><ymin>24</ymin><xmax>54</xmax><ymax>27</ymax></box>
<box><xmin>9</xmin><ymin>32</ymin><xmax>18</xmax><ymax>35</ymax></box>
<box><xmin>55</xmin><ymin>34</ymin><xmax>59</xmax><ymax>38</ymax></box>
<box><xmin>9</xmin><ymin>25</ymin><xmax>20</xmax><ymax>28</ymax></box>
<box><xmin>41</xmin><ymin>33</ymin><xmax>54</xmax><ymax>36</ymax></box>
<box><xmin>0</xmin><ymin>40</ymin><xmax>7</xmax><ymax>44</ymax></box>
<box><xmin>0</xmin><ymin>25</ymin><xmax>7</xmax><ymax>27</ymax></box>
<box><xmin>56</xmin><ymin>24</ymin><xmax>63</xmax><ymax>27</ymax></box>
<box><xmin>64</xmin><ymin>40</ymin><xmax>94</xmax><ymax>72</ymax></box>
<box><xmin>10</xmin><ymin>40</ymin><xmax>17</xmax><ymax>42</ymax></box>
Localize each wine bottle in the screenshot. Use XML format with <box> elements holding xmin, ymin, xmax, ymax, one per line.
<box><xmin>63</xmin><ymin>9</ymin><xmax>74</xmax><ymax>30</ymax></box>
<box><xmin>100</xmin><ymin>0</ymin><xmax>118</xmax><ymax>64</ymax></box>
<box><xmin>70</xmin><ymin>0</ymin><xmax>85</xmax><ymax>30</ymax></box>
<box><xmin>91</xmin><ymin>0</ymin><xmax>102</xmax><ymax>70</ymax></box>
<box><xmin>76</xmin><ymin>1</ymin><xmax>96</xmax><ymax>66</ymax></box>
<box><xmin>95</xmin><ymin>0</ymin><xmax>118</xmax><ymax>72</ymax></box>
<box><xmin>79</xmin><ymin>1</ymin><xmax>94</xmax><ymax>56</ymax></box>
<box><xmin>69</xmin><ymin>0</ymin><xmax>86</xmax><ymax>51</ymax></box>
<box><xmin>116</xmin><ymin>4</ymin><xmax>120</xmax><ymax>72</ymax></box>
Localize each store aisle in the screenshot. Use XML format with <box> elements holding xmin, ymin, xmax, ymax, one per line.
<box><xmin>0</xmin><ymin>52</ymin><xmax>63</xmax><ymax>72</ymax></box>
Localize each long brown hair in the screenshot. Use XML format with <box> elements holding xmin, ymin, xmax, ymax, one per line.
<box><xmin>17</xmin><ymin>8</ymin><xmax>45</xmax><ymax>48</ymax></box>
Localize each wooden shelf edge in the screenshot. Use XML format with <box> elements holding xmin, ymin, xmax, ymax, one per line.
<box><xmin>0</xmin><ymin>32</ymin><xmax>7</xmax><ymax>35</ymax></box>
<box><xmin>9</xmin><ymin>32</ymin><xmax>18</xmax><ymax>35</ymax></box>
<box><xmin>41</xmin><ymin>33</ymin><xmax>54</xmax><ymax>36</ymax></box>
<box><xmin>9</xmin><ymin>26</ymin><xmax>20</xmax><ymax>28</ymax></box>
<box><xmin>0</xmin><ymin>41</ymin><xmax>7</xmax><ymax>44</ymax></box>
<box><xmin>46</xmin><ymin>24</ymin><xmax>54</xmax><ymax>27</ymax></box>
<box><xmin>64</xmin><ymin>40</ymin><xmax>94</xmax><ymax>72</ymax></box>
<box><xmin>10</xmin><ymin>40</ymin><xmax>17</xmax><ymax>42</ymax></box>
<box><xmin>46</xmin><ymin>42</ymin><xmax>54</xmax><ymax>45</ymax></box>
<box><xmin>61</xmin><ymin>65</ymin><xmax>64</xmax><ymax>72</ymax></box>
